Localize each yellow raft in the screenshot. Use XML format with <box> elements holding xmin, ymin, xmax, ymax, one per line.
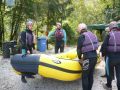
<box><xmin>55</xmin><ymin>49</ymin><xmax>78</xmax><ymax>60</ymax></box>
<box><xmin>11</xmin><ymin>49</ymin><xmax>82</xmax><ymax>81</ymax></box>
<box><xmin>39</xmin><ymin>54</ymin><xmax>81</xmax><ymax>81</ymax></box>
<box><xmin>11</xmin><ymin>49</ymin><xmax>100</xmax><ymax>81</ymax></box>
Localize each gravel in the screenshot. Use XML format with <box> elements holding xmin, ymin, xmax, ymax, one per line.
<box><xmin>0</xmin><ymin>47</ymin><xmax>117</xmax><ymax>90</ymax></box>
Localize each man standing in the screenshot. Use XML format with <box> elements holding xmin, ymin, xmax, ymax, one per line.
<box><xmin>101</xmin><ymin>27</ymin><xmax>111</xmax><ymax>78</ymax></box>
<box><xmin>20</xmin><ymin>19</ymin><xmax>35</xmax><ymax>54</ymax></box>
<box><xmin>77</xmin><ymin>23</ymin><xmax>99</xmax><ymax>90</ymax></box>
<box><xmin>20</xmin><ymin>19</ymin><xmax>36</xmax><ymax>83</ymax></box>
<box><xmin>101</xmin><ymin>21</ymin><xmax>120</xmax><ymax>90</ymax></box>
<box><xmin>48</xmin><ymin>22</ymin><xmax>67</xmax><ymax>53</ymax></box>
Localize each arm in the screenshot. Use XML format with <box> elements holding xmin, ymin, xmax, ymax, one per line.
<box><xmin>62</xmin><ymin>29</ymin><xmax>67</xmax><ymax>45</ymax></box>
<box><xmin>77</xmin><ymin>35</ymin><xmax>85</xmax><ymax>59</ymax></box>
<box><xmin>20</xmin><ymin>31</ymin><xmax>28</xmax><ymax>50</ymax></box>
<box><xmin>100</xmin><ymin>34</ymin><xmax>109</xmax><ymax>57</ymax></box>
<box><xmin>32</xmin><ymin>33</ymin><xmax>36</xmax><ymax>50</ymax></box>
<box><xmin>48</xmin><ymin>30</ymin><xmax>55</xmax><ymax>38</ymax></box>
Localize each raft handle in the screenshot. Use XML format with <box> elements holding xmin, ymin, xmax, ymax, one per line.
<box><xmin>52</xmin><ymin>60</ymin><xmax>61</xmax><ymax>64</ymax></box>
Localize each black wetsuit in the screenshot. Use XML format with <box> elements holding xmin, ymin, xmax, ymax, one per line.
<box><xmin>20</xmin><ymin>29</ymin><xmax>35</xmax><ymax>54</ymax></box>
<box><xmin>101</xmin><ymin>34</ymin><xmax>120</xmax><ymax>90</ymax></box>
<box><xmin>77</xmin><ymin>34</ymin><xmax>97</xmax><ymax>90</ymax></box>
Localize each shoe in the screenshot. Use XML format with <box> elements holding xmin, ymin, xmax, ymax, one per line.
<box><xmin>102</xmin><ymin>83</ymin><xmax>112</xmax><ymax>90</ymax></box>
<box><xmin>101</xmin><ymin>74</ymin><xmax>106</xmax><ymax>78</ymax></box>
<box><xmin>21</xmin><ymin>75</ymin><xmax>27</xmax><ymax>83</ymax></box>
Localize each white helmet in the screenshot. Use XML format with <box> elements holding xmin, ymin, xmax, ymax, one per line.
<box><xmin>109</xmin><ymin>21</ymin><xmax>118</xmax><ymax>30</ymax></box>
<box><xmin>105</xmin><ymin>27</ymin><xmax>110</xmax><ymax>32</ymax></box>
<box><xmin>79</xmin><ymin>23</ymin><xmax>87</xmax><ymax>30</ymax></box>
<box><xmin>26</xmin><ymin>19</ymin><xmax>33</xmax><ymax>25</ymax></box>
<box><xmin>56</xmin><ymin>22</ymin><xmax>62</xmax><ymax>26</ymax></box>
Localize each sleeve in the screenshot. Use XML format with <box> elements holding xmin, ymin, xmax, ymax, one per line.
<box><xmin>77</xmin><ymin>35</ymin><xmax>85</xmax><ymax>59</ymax></box>
<box><xmin>62</xmin><ymin>29</ymin><xmax>67</xmax><ymax>45</ymax></box>
<box><xmin>100</xmin><ymin>34</ymin><xmax>110</xmax><ymax>57</ymax></box>
<box><xmin>48</xmin><ymin>30</ymin><xmax>55</xmax><ymax>38</ymax></box>
<box><xmin>20</xmin><ymin>31</ymin><xmax>28</xmax><ymax>50</ymax></box>
<box><xmin>32</xmin><ymin>33</ymin><xmax>36</xmax><ymax>49</ymax></box>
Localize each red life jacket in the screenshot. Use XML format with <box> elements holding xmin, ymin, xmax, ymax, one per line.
<box><xmin>55</xmin><ymin>29</ymin><xmax>64</xmax><ymax>41</ymax></box>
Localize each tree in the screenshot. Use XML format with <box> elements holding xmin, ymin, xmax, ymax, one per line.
<box><xmin>0</xmin><ymin>0</ymin><xmax>5</xmax><ymax>47</ymax></box>
<box><xmin>0</xmin><ymin>0</ymin><xmax>119</xmax><ymax>47</ymax></box>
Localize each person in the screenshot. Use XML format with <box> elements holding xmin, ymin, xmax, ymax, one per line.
<box><xmin>101</xmin><ymin>27</ymin><xmax>110</xmax><ymax>78</ymax></box>
<box><xmin>20</xmin><ymin>19</ymin><xmax>35</xmax><ymax>54</ymax></box>
<box><xmin>20</xmin><ymin>19</ymin><xmax>36</xmax><ymax>83</ymax></box>
<box><xmin>77</xmin><ymin>23</ymin><xmax>99</xmax><ymax>90</ymax></box>
<box><xmin>101</xmin><ymin>21</ymin><xmax>120</xmax><ymax>90</ymax></box>
<box><xmin>102</xmin><ymin>27</ymin><xmax>110</xmax><ymax>41</ymax></box>
<box><xmin>48</xmin><ymin>22</ymin><xmax>67</xmax><ymax>53</ymax></box>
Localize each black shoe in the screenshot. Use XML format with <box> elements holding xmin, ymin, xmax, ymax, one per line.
<box><xmin>101</xmin><ymin>74</ymin><xmax>106</xmax><ymax>78</ymax></box>
<box><xmin>21</xmin><ymin>75</ymin><xmax>27</xmax><ymax>83</ymax></box>
<box><xmin>26</xmin><ymin>75</ymin><xmax>35</xmax><ymax>78</ymax></box>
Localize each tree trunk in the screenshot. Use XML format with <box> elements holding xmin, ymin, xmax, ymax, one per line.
<box><xmin>10</xmin><ymin>2</ymin><xmax>23</xmax><ymax>41</ymax></box>
<box><xmin>47</xmin><ymin>0</ymin><xmax>51</xmax><ymax>32</ymax></box>
<box><xmin>0</xmin><ymin>0</ymin><xmax>5</xmax><ymax>47</ymax></box>
<box><xmin>0</xmin><ymin>0</ymin><xmax>2</xmax><ymax>47</ymax></box>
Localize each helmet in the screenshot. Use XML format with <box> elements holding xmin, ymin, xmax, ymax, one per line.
<box><xmin>26</xmin><ymin>19</ymin><xmax>33</xmax><ymax>25</ymax></box>
<box><xmin>79</xmin><ymin>23</ymin><xmax>87</xmax><ymax>30</ymax></box>
<box><xmin>56</xmin><ymin>22</ymin><xmax>62</xmax><ymax>26</ymax></box>
<box><xmin>109</xmin><ymin>21</ymin><xmax>118</xmax><ymax>30</ymax></box>
<box><xmin>105</xmin><ymin>27</ymin><xmax>110</xmax><ymax>32</ymax></box>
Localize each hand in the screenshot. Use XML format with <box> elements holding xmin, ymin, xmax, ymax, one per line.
<box><xmin>27</xmin><ymin>50</ymin><xmax>30</xmax><ymax>54</ymax></box>
<box><xmin>79</xmin><ymin>59</ymin><xmax>83</xmax><ymax>66</ymax></box>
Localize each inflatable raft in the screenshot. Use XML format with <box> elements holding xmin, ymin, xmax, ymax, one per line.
<box><xmin>11</xmin><ymin>49</ymin><xmax>82</xmax><ymax>81</ymax></box>
<box><xmin>11</xmin><ymin>49</ymin><xmax>100</xmax><ymax>81</ymax></box>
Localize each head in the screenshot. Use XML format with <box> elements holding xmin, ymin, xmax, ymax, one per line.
<box><xmin>105</xmin><ymin>27</ymin><xmax>110</xmax><ymax>32</ymax></box>
<box><xmin>109</xmin><ymin>21</ymin><xmax>118</xmax><ymax>31</ymax></box>
<box><xmin>77</xmin><ymin>23</ymin><xmax>87</xmax><ymax>33</ymax></box>
<box><xmin>26</xmin><ymin>19</ymin><xmax>34</xmax><ymax>30</ymax></box>
<box><xmin>56</xmin><ymin>22</ymin><xmax>62</xmax><ymax>30</ymax></box>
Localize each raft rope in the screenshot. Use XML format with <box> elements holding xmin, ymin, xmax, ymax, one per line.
<box><xmin>39</xmin><ymin>62</ymin><xmax>82</xmax><ymax>74</ymax></box>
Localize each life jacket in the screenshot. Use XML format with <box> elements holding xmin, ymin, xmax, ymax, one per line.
<box><xmin>26</xmin><ymin>31</ymin><xmax>33</xmax><ymax>46</ymax></box>
<box><xmin>19</xmin><ymin>30</ymin><xmax>33</xmax><ymax>46</ymax></box>
<box><xmin>107</xmin><ymin>30</ymin><xmax>120</xmax><ymax>52</ymax></box>
<box><xmin>81</xmin><ymin>31</ymin><xmax>98</xmax><ymax>53</ymax></box>
<box><xmin>55</xmin><ymin>29</ymin><xmax>64</xmax><ymax>41</ymax></box>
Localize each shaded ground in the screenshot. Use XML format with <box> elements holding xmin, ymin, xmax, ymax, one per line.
<box><xmin>0</xmin><ymin>47</ymin><xmax>117</xmax><ymax>90</ymax></box>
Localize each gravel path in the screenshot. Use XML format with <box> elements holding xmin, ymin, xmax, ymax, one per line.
<box><xmin>0</xmin><ymin>47</ymin><xmax>117</xmax><ymax>90</ymax></box>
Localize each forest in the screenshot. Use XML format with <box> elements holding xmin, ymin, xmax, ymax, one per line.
<box><xmin>0</xmin><ymin>0</ymin><xmax>120</xmax><ymax>47</ymax></box>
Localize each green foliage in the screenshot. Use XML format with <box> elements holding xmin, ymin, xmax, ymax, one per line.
<box><xmin>0</xmin><ymin>0</ymin><xmax>120</xmax><ymax>47</ymax></box>
<box><xmin>62</xmin><ymin>23</ymin><xmax>76</xmax><ymax>45</ymax></box>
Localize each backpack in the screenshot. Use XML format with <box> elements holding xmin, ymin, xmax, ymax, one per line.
<box><xmin>55</xmin><ymin>29</ymin><xmax>64</xmax><ymax>41</ymax></box>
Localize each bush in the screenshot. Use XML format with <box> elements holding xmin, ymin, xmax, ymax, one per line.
<box><xmin>63</xmin><ymin>23</ymin><xmax>76</xmax><ymax>45</ymax></box>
